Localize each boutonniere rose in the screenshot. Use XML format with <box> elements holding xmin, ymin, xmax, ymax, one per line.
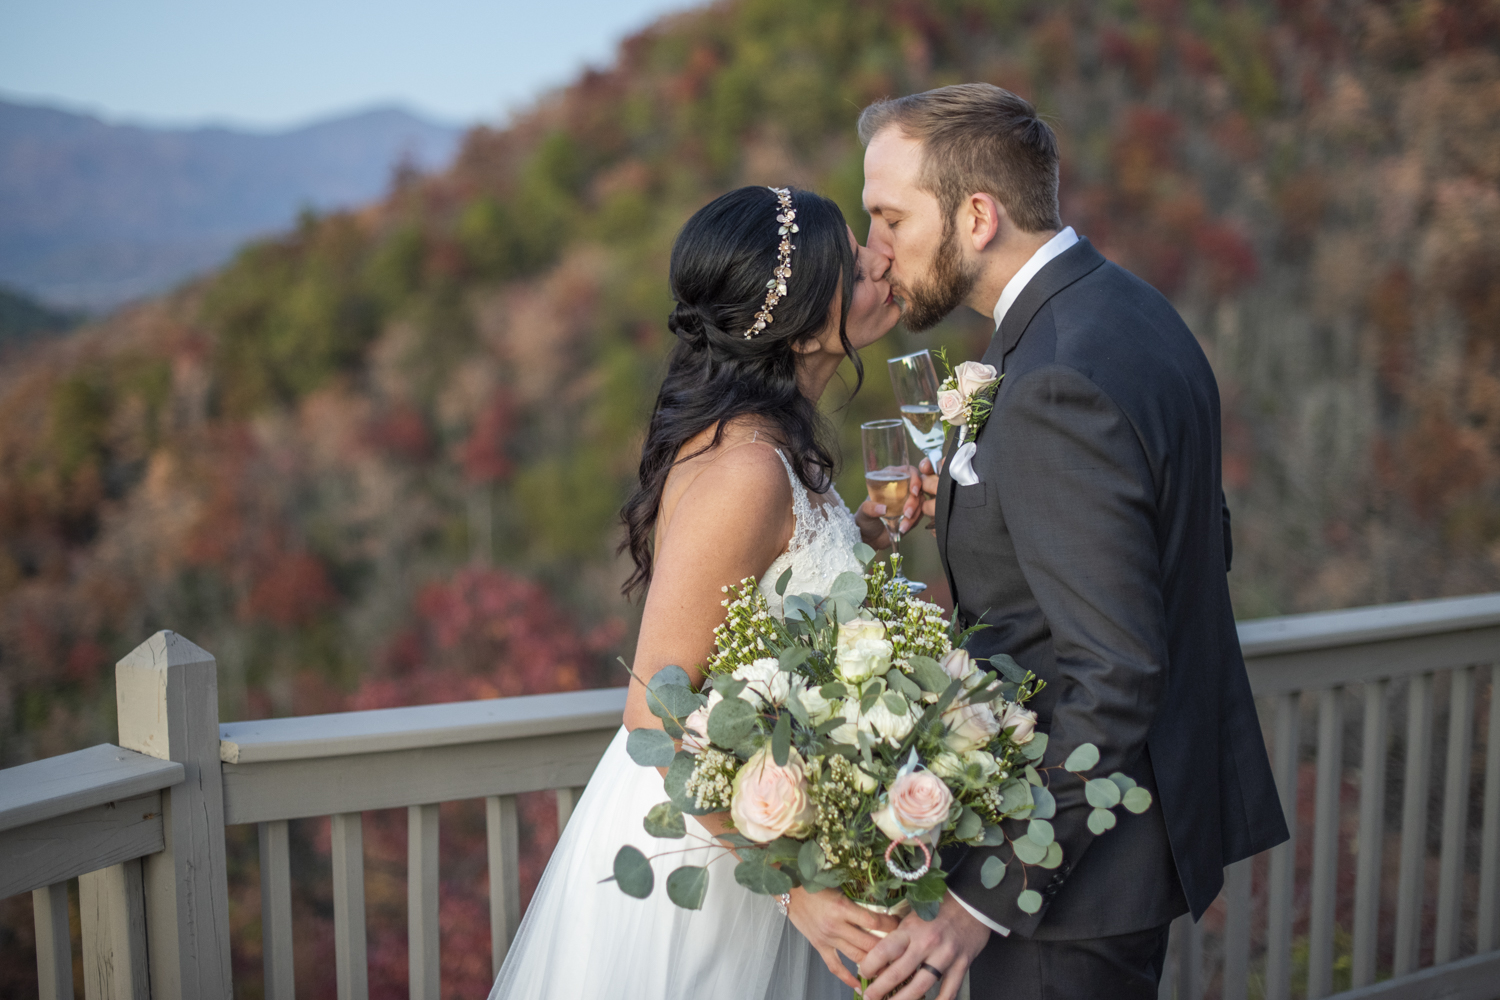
<box><xmin>934</xmin><ymin>349</ymin><xmax>1002</xmax><ymax>444</ymax></box>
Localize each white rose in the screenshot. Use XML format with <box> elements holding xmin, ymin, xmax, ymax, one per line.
<box><xmin>681</xmin><ymin>705</ymin><xmax>712</xmax><ymax>755</ymax></box>
<box><xmin>733</xmin><ymin>657</ymin><xmax>790</xmax><ymax>707</ymax></box>
<box><xmin>852</xmin><ymin>764</ymin><xmax>881</xmax><ymax>794</ymax></box>
<box><xmin>938</xmin><ymin>387</ymin><xmax>969</xmax><ymax>426</ymax></box>
<box><xmin>863</xmin><ymin>698</ymin><xmax>917</xmax><ymax>746</ymax></box>
<box><xmin>942</xmin><ymin>701</ymin><xmax>1001</xmax><ymax>753</ymax></box>
<box><xmin>835</xmin><ymin>620</ymin><xmax>893</xmax><ymax>684</ymax></box>
<box><xmin>929</xmin><ymin>751</ymin><xmax>967</xmax><ymax>780</ymax></box>
<box><xmin>798</xmin><ymin>684</ymin><xmax>835</xmax><ymax>725</ymax></box>
<box><xmin>998</xmin><ymin>702</ymin><xmax>1038</xmax><ymax>744</ymax></box>
<box><xmin>954</xmin><ymin>361</ymin><xmax>1000</xmax><ymax>399</ymax></box>
<box><xmin>965</xmin><ymin>749</ymin><xmax>1001</xmax><ymax>781</ymax></box>
<box><xmin>939</xmin><ymin>648</ymin><xmax>987</xmax><ymax>691</ymax></box>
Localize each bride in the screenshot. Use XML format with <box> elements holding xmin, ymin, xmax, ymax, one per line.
<box><xmin>488</xmin><ymin>185</ymin><xmax>909</xmax><ymax>999</ymax></box>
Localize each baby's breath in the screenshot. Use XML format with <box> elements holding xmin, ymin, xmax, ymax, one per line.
<box><xmin>684</xmin><ymin>749</ymin><xmax>737</xmax><ymax>811</ymax></box>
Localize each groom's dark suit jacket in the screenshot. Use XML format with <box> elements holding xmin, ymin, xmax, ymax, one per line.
<box><xmin>938</xmin><ymin>238</ymin><xmax>1287</xmax><ymax>940</ymax></box>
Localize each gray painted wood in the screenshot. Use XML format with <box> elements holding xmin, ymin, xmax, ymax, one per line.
<box><xmin>259</xmin><ymin>820</ymin><xmax>295</xmax><ymax>1000</ymax></box>
<box><xmin>331</xmin><ymin>812</ymin><xmax>369</xmax><ymax>1000</ymax></box>
<box><xmin>116</xmin><ymin>630</ymin><xmax>233</xmax><ymax>1000</ymax></box>
<box><xmin>80</xmin><ymin>859</ymin><xmax>149</xmax><ymax>1000</ymax></box>
<box><xmin>1331</xmin><ymin>948</ymin><xmax>1500</xmax><ymax>1000</ymax></box>
<box><xmin>1479</xmin><ymin>665</ymin><xmax>1500</xmax><ymax>953</ymax></box>
<box><xmin>1308</xmin><ymin>687</ymin><xmax>1343</xmax><ymax>999</ymax></box>
<box><xmin>1265</xmin><ymin>692</ymin><xmax>1300</xmax><ymax>1000</ymax></box>
<box><xmin>1158</xmin><ymin>914</ymin><xmax>1183</xmax><ymax>1000</ymax></box>
<box><xmin>0</xmin><ymin>744</ymin><xmax>181</xmax><ymax>833</ymax></box>
<box><xmin>33</xmin><ymin>881</ymin><xmax>72</xmax><ymax>1000</ymax></box>
<box><xmin>408</xmin><ymin>804</ymin><xmax>439</xmax><ymax>1000</ymax></box>
<box><xmin>1394</xmin><ymin>671</ymin><xmax>1433</xmax><ymax>977</ymax></box>
<box><xmin>222</xmin><ymin>727</ymin><xmax>616</xmax><ymax>825</ymax></box>
<box><xmin>1222</xmin><ymin>857</ymin><xmax>1251</xmax><ymax>1000</ymax></box>
<box><xmin>0</xmin><ymin>792</ymin><xmax>164</xmax><ymax>899</ymax></box>
<box><xmin>555</xmin><ymin>785</ymin><xmax>585</xmax><ymax>833</ymax></box>
<box><xmin>1237</xmin><ymin>593</ymin><xmax>1500</xmax><ymax>658</ymax></box>
<box><xmin>220</xmin><ymin>688</ymin><xmax>627</xmax><ymax>764</ymax></box>
<box><xmin>1435</xmin><ymin>665</ymin><xmax>1475</xmax><ymax>964</ymax></box>
<box><xmin>1352</xmin><ymin>678</ymin><xmax>1389</xmax><ymax>987</ymax></box>
<box><xmin>487</xmin><ymin>794</ymin><xmax>520</xmax><ymax>976</ymax></box>
<box><xmin>1243</xmin><ymin>623</ymin><xmax>1500</xmax><ymax>698</ymax></box>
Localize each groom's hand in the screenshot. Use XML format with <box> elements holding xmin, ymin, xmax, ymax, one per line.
<box><xmin>857</xmin><ymin>893</ymin><xmax>990</xmax><ymax>1000</ymax></box>
<box><xmin>898</xmin><ymin>458</ymin><xmax>940</xmax><ymax>535</ymax></box>
<box><xmin>856</xmin><ymin>465</ymin><xmax>924</xmax><ymax>549</ymax></box>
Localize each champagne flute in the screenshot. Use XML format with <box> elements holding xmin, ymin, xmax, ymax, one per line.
<box><xmin>887</xmin><ymin>349</ymin><xmax>945</xmax><ymax>468</ymax></box>
<box><xmin>861</xmin><ymin>419</ymin><xmax>926</xmax><ymax>595</ymax></box>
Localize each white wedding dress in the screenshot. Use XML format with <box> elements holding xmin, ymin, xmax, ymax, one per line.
<box><xmin>488</xmin><ymin>450</ymin><xmax>864</xmax><ymax>1000</ymax></box>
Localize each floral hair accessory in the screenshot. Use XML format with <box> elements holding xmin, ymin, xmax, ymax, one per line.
<box><xmin>743</xmin><ymin>187</ymin><xmax>798</xmax><ymax>339</ymax></box>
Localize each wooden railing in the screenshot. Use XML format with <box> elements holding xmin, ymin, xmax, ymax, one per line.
<box><xmin>2</xmin><ymin>595</ymin><xmax>1498</xmax><ymax>1000</ymax></box>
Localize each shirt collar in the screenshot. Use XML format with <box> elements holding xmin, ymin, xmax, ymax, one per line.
<box><xmin>991</xmin><ymin>226</ymin><xmax>1079</xmax><ymax>331</ymax></box>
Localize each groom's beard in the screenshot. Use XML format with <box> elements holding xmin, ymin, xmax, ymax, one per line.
<box><xmin>899</xmin><ymin>222</ymin><xmax>979</xmax><ymax>333</ymax></box>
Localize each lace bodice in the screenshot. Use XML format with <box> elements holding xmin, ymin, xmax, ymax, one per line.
<box><xmin>757</xmin><ymin>450</ymin><xmax>864</xmax><ymax>615</ymax></box>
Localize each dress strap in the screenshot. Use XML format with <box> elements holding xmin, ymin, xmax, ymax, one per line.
<box><xmin>773</xmin><ymin>449</ymin><xmax>815</xmax><ymax>551</ymax></box>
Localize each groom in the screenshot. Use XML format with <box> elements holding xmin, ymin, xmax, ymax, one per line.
<box><xmin>854</xmin><ymin>85</ymin><xmax>1288</xmax><ymax>999</ymax></box>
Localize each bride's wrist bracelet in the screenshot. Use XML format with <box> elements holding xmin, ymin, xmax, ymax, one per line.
<box><xmin>776</xmin><ymin>892</ymin><xmax>791</xmax><ymax>916</ymax></box>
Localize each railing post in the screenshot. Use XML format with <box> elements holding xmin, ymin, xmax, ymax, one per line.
<box><xmin>33</xmin><ymin>881</ymin><xmax>73</xmax><ymax>1000</ymax></box>
<box><xmin>115</xmin><ymin>630</ymin><xmax>233</xmax><ymax>1000</ymax></box>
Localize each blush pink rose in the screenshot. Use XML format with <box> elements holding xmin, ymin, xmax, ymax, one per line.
<box><xmin>998</xmin><ymin>702</ymin><xmax>1038</xmax><ymax>744</ymax></box>
<box><xmin>681</xmin><ymin>705</ymin><xmax>712</xmax><ymax>754</ymax></box>
<box><xmin>730</xmin><ymin>747</ymin><xmax>816</xmax><ymax>843</ymax></box>
<box><xmin>954</xmin><ymin>361</ymin><xmax>1000</xmax><ymax>398</ymax></box>
<box><xmin>872</xmin><ymin>770</ymin><xmax>954</xmax><ymax>842</ymax></box>
<box><xmin>938</xmin><ymin>388</ymin><xmax>968</xmax><ymax>425</ymax></box>
<box><xmin>941</xmin><ymin>701</ymin><xmax>1001</xmax><ymax>752</ymax></box>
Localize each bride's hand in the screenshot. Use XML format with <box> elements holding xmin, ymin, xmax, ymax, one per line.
<box><xmin>785</xmin><ymin>887</ymin><xmax>900</xmax><ymax>990</ymax></box>
<box><xmin>855</xmin><ymin>465</ymin><xmax>924</xmax><ymax>549</ymax></box>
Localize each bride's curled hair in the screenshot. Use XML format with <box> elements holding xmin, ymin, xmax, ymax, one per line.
<box><xmin>621</xmin><ymin>186</ymin><xmax>861</xmax><ymax>598</ymax></box>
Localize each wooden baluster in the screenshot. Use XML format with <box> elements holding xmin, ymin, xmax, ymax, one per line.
<box><xmin>80</xmin><ymin>860</ymin><xmax>150</xmax><ymax>999</ymax></box>
<box><xmin>1479</xmin><ymin>665</ymin><xmax>1500</xmax><ymax>953</ymax></box>
<box><xmin>1182</xmin><ymin>912</ymin><xmax>1202</xmax><ymax>1000</ymax></box>
<box><xmin>331</xmin><ymin>812</ymin><xmax>369</xmax><ymax>1000</ymax></box>
<box><xmin>555</xmin><ymin>785</ymin><xmax>586</xmax><ymax>833</ymax></box>
<box><xmin>1352</xmin><ymin>678</ymin><xmax>1389</xmax><ymax>988</ymax></box>
<box><xmin>487</xmin><ymin>794</ymin><xmax>521</xmax><ymax>976</ymax></box>
<box><xmin>1266</xmin><ymin>692</ymin><xmax>1301</xmax><ymax>1000</ymax></box>
<box><xmin>1158</xmin><ymin>913</ymin><xmax>1184</xmax><ymax>1000</ymax></box>
<box><xmin>409</xmin><ymin>804</ymin><xmax>440</xmax><ymax>1000</ymax></box>
<box><xmin>1308</xmin><ymin>687</ymin><xmax>1343</xmax><ymax>999</ymax></box>
<box><xmin>1394</xmin><ymin>672</ymin><xmax>1433</xmax><ymax>976</ymax></box>
<box><xmin>259</xmin><ymin>820</ymin><xmax>295</xmax><ymax>1000</ymax></box>
<box><xmin>1222</xmin><ymin>857</ymin><xmax>1252</xmax><ymax>1000</ymax></box>
<box><xmin>1435</xmin><ymin>666</ymin><xmax>1475</xmax><ymax>964</ymax></box>
<box><xmin>33</xmin><ymin>881</ymin><xmax>73</xmax><ymax>1000</ymax></box>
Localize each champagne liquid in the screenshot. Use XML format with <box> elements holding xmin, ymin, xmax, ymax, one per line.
<box><xmin>865</xmin><ymin>469</ymin><xmax>910</xmax><ymax>526</ymax></box>
<box><xmin>900</xmin><ymin>404</ymin><xmax>945</xmax><ymax>464</ymax></box>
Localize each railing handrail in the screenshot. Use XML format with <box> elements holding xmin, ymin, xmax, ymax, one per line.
<box><xmin>218</xmin><ymin>687</ymin><xmax>628</xmax><ymax>765</ymax></box>
<box><xmin>1237</xmin><ymin>592</ymin><xmax>1500</xmax><ymax>658</ymax></box>
<box><xmin>0</xmin><ymin>743</ymin><xmax>183</xmax><ymax>833</ymax></box>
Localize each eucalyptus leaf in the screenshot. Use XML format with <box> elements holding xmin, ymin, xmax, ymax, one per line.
<box><xmin>716</xmin><ymin>677</ymin><xmax>748</xmax><ymax>701</ymax></box>
<box><xmin>798</xmin><ymin>840</ymin><xmax>825</xmax><ymax>883</ymax></box>
<box><xmin>1024</xmin><ymin>765</ymin><xmax>1042</xmax><ymax>787</ymax></box>
<box><xmin>909</xmin><ymin>871</ymin><xmax>947</xmax><ymax>903</ymax></box>
<box><xmin>852</xmin><ymin>541</ymin><xmax>876</xmax><ymax>565</ymax></box>
<box><xmin>1013</xmin><ymin>836</ymin><xmax>1047</xmax><ymax>865</ymax></box>
<box><xmin>1086</xmin><ymin>778</ymin><xmax>1122</xmax><ymax>809</ymax></box>
<box><xmin>886</xmin><ymin>670</ymin><xmax>923</xmax><ymax>702</ymax></box>
<box><xmin>882</xmin><ymin>691</ymin><xmax>909</xmax><ymax>716</ymax></box>
<box><xmin>860</xmin><ymin>685</ymin><xmax>881</xmax><ymax>714</ymax></box>
<box><xmin>707</xmin><ymin>696</ymin><xmax>757</xmax><ymax>746</ymax></box>
<box><xmin>1030</xmin><ymin>785</ymin><xmax>1057</xmax><ymax>820</ymax></box>
<box><xmin>1016</xmin><ymin>889</ymin><xmax>1043</xmax><ymax>914</ymax></box>
<box><xmin>649</xmin><ymin>664</ymin><xmax>692</xmax><ymax>691</ymax></box>
<box><xmin>771</xmin><ymin>712</ymin><xmax>791</xmax><ymax>766</ymax></box>
<box><xmin>613</xmin><ymin>846</ymin><xmax>653</xmax><ymax>899</ymax></box>
<box><xmin>988</xmin><ymin>654</ymin><xmax>1027</xmax><ymax>683</ymax></box>
<box><xmin>662</xmin><ymin>716</ymin><xmax>685</xmax><ymax>739</ymax></box>
<box><xmin>907</xmin><ymin>656</ymin><xmax>951</xmax><ymax>694</ymax></box>
<box><xmin>811</xmin><ymin>868</ymin><xmax>847</xmax><ymax>889</ymax></box>
<box><xmin>785</xmin><ymin>690</ymin><xmax>810</xmax><ymax>727</ymax></box>
<box><xmin>765</xmin><ymin>837</ymin><xmax>802</xmax><ymax>863</ymax></box>
<box><xmin>912</xmin><ymin>898</ymin><xmax>941</xmax><ymax>922</ymax></box>
<box><xmin>777</xmin><ymin>646</ymin><xmax>811</xmax><ymax>673</ymax></box>
<box><xmin>1087</xmin><ymin>807</ymin><xmax>1118</xmax><ymax>834</ymax></box>
<box><xmin>666</xmin><ymin>865</ymin><xmax>709</xmax><ymax>909</ymax></box>
<box><xmin>644</xmin><ymin>801</ymin><xmax>685</xmax><ymax>839</ymax></box>
<box><xmin>1040</xmin><ymin>842</ymin><xmax>1063</xmax><ymax>869</ymax></box>
<box><xmin>734</xmin><ymin>858</ymin><xmax>794</xmax><ymax>896</ymax></box>
<box><xmin>1108</xmin><ymin>771</ymin><xmax>1138</xmax><ymax>794</ymax></box>
<box><xmin>775</xmin><ymin>567</ymin><xmax>794</xmax><ymax>597</ymax></box>
<box><xmin>820</xmin><ymin>682</ymin><xmax>848</xmax><ymax>700</ymax></box>
<box><xmin>954</xmin><ymin>806</ymin><xmax>983</xmax><ymax>841</ymax></box>
<box><xmin>1021</xmin><ymin>732</ymin><xmax>1048</xmax><ymax>761</ymax></box>
<box><xmin>981</xmin><ymin>855</ymin><xmax>1008</xmax><ymax>889</ymax></box>
<box><xmin>832</xmin><ymin>598</ymin><xmax>861</xmax><ymax>624</ymax></box>
<box><xmin>998</xmin><ymin>779</ymin><xmax>1031</xmax><ymax>816</ymax></box>
<box><xmin>715</xmin><ymin>831</ymin><xmax>756</xmax><ymax>848</ymax></box>
<box><xmin>1063</xmin><ymin>743</ymin><xmax>1100</xmax><ymax>773</ymax></box>
<box><xmin>1026</xmin><ymin>819</ymin><xmax>1055</xmax><ymax>847</ymax></box>
<box><xmin>814</xmin><ymin>715</ymin><xmax>847</xmax><ymax>736</ymax></box>
<box><xmin>981</xmin><ymin>825</ymin><xmax>1007</xmax><ymax>847</ymax></box>
<box><xmin>783</xmin><ymin>594</ymin><xmax>817</xmax><ymax>624</ymax></box>
<box><xmin>828</xmin><ymin>571</ymin><xmax>868</xmax><ymax>608</ymax></box>
<box><xmin>932</xmin><ymin>677</ymin><xmax>966</xmax><ymax>718</ymax></box>
<box><xmin>1122</xmin><ymin>786</ymin><xmax>1153</xmax><ymax>814</ymax></box>
<box><xmin>627</xmin><ymin>728</ymin><xmax>677</xmax><ymax>768</ymax></box>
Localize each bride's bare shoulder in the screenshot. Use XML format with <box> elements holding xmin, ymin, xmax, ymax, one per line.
<box><xmin>659</xmin><ymin>418</ymin><xmax>794</xmax><ymax>537</ymax></box>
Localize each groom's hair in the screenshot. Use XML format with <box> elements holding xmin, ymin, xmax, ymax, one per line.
<box><xmin>858</xmin><ymin>83</ymin><xmax>1061</xmax><ymax>234</ymax></box>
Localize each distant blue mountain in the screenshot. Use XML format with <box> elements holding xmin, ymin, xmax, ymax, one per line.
<box><xmin>0</xmin><ymin>100</ymin><xmax>464</xmax><ymax>311</ymax></box>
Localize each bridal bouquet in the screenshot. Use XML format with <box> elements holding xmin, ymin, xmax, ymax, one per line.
<box><xmin>610</xmin><ymin>544</ymin><xmax>1151</xmax><ymax>920</ymax></box>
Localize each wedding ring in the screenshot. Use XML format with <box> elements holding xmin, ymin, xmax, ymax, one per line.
<box><xmin>921</xmin><ymin>963</ymin><xmax>944</xmax><ymax>980</ymax></box>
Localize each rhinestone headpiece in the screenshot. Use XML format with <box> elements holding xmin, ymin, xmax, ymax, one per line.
<box><xmin>744</xmin><ymin>187</ymin><xmax>798</xmax><ymax>339</ymax></box>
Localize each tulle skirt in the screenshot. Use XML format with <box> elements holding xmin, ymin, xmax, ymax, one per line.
<box><xmin>487</xmin><ymin>726</ymin><xmax>849</xmax><ymax>1000</ymax></box>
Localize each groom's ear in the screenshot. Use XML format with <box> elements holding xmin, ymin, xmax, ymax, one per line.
<box><xmin>964</xmin><ymin>193</ymin><xmax>1004</xmax><ymax>253</ymax></box>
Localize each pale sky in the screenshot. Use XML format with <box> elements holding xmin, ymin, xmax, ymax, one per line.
<box><xmin>0</xmin><ymin>0</ymin><xmax>698</xmax><ymax>129</ymax></box>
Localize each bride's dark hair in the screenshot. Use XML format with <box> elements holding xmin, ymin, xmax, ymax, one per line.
<box><xmin>620</xmin><ymin>186</ymin><xmax>862</xmax><ymax>599</ymax></box>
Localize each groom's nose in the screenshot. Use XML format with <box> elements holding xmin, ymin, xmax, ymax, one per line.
<box><xmin>866</xmin><ymin>249</ymin><xmax>891</xmax><ymax>282</ymax></box>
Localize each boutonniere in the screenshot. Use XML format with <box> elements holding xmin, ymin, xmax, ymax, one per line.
<box><xmin>934</xmin><ymin>348</ymin><xmax>1002</xmax><ymax>444</ymax></box>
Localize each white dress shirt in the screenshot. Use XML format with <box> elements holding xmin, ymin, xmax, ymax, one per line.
<box><xmin>948</xmin><ymin>225</ymin><xmax>1078</xmax><ymax>938</ymax></box>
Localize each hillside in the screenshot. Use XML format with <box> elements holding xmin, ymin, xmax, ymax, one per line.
<box><xmin>1</xmin><ymin>0</ymin><xmax>1498</xmax><ymax>995</ymax></box>
<box><xmin>0</xmin><ymin>100</ymin><xmax>462</xmax><ymax>310</ymax></box>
